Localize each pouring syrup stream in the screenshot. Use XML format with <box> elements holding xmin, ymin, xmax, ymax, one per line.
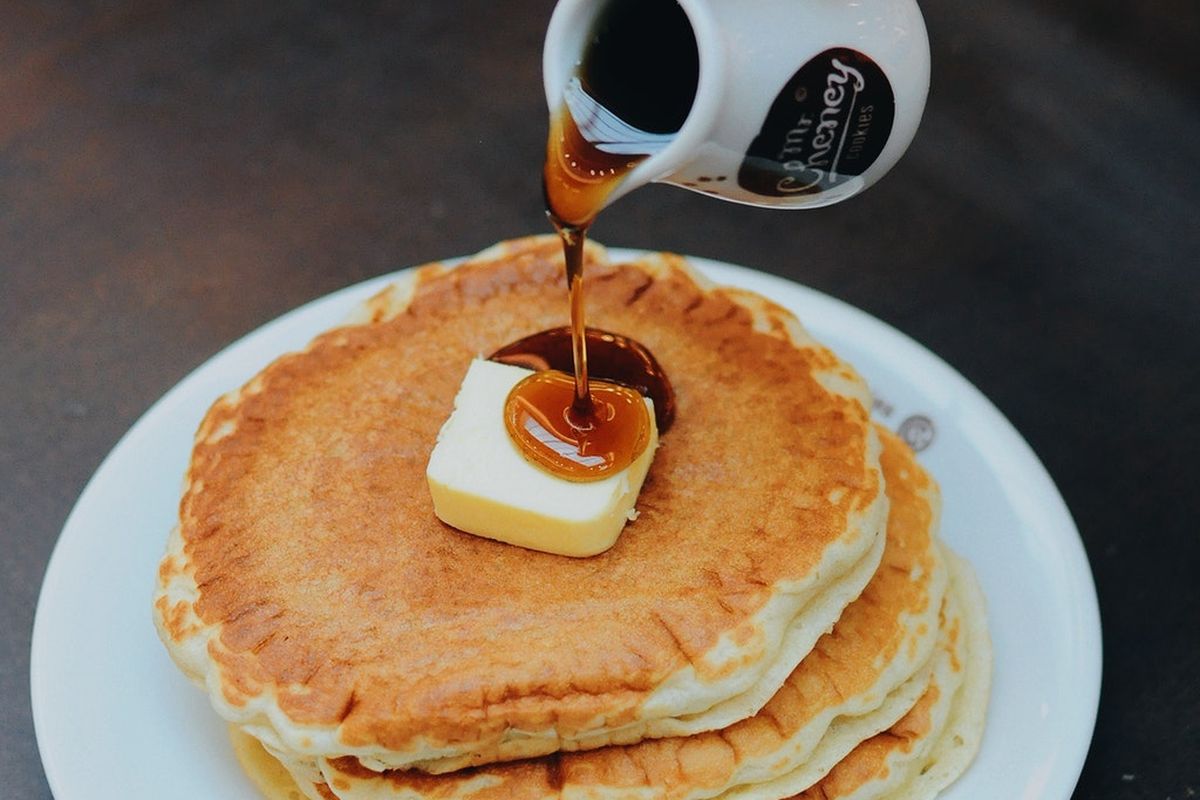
<box><xmin>499</xmin><ymin>0</ymin><xmax>697</xmax><ymax>481</ymax></box>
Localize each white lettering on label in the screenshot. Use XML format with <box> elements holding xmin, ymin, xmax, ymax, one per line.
<box><xmin>776</xmin><ymin>57</ymin><xmax>867</xmax><ymax>194</ymax></box>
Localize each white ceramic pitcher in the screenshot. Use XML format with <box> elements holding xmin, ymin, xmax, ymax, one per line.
<box><xmin>544</xmin><ymin>0</ymin><xmax>931</xmax><ymax>210</ymax></box>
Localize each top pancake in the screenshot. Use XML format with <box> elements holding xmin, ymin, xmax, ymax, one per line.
<box><xmin>154</xmin><ymin>236</ymin><xmax>886</xmax><ymax>769</ymax></box>
<box><xmin>306</xmin><ymin>426</ymin><xmax>947</xmax><ymax>800</ymax></box>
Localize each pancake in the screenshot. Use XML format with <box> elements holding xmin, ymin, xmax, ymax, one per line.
<box><xmin>783</xmin><ymin>551</ymin><xmax>991</xmax><ymax>800</ymax></box>
<box><xmin>233</xmin><ymin>585</ymin><xmax>985</xmax><ymax>800</ymax></box>
<box><xmin>154</xmin><ymin>236</ymin><xmax>888</xmax><ymax>771</ymax></box>
<box><xmin>230</xmin><ymin>724</ymin><xmax>314</xmax><ymax>800</ymax></box>
<box><xmin>864</xmin><ymin>552</ymin><xmax>990</xmax><ymax>800</ymax></box>
<box><xmin>242</xmin><ymin>425</ymin><xmax>949</xmax><ymax>800</ymax></box>
<box><xmin>229</xmin><ymin>567</ymin><xmax>980</xmax><ymax>800</ymax></box>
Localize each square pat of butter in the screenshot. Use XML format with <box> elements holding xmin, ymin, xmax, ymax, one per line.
<box><xmin>426</xmin><ymin>359</ymin><xmax>658</xmax><ymax>557</ymax></box>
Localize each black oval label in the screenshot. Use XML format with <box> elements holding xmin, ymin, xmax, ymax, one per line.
<box><xmin>737</xmin><ymin>49</ymin><xmax>895</xmax><ymax>198</ymax></box>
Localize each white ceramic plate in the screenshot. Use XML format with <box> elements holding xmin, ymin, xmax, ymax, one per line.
<box><xmin>31</xmin><ymin>252</ymin><xmax>1101</xmax><ymax>799</ymax></box>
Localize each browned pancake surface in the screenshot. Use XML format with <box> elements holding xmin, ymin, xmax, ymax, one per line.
<box><xmin>315</xmin><ymin>427</ymin><xmax>936</xmax><ymax>798</ymax></box>
<box><xmin>171</xmin><ymin>237</ymin><xmax>878</xmax><ymax>753</ymax></box>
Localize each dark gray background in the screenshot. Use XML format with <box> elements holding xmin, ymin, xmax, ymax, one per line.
<box><xmin>2</xmin><ymin>1</ymin><xmax>1197</xmax><ymax>797</ymax></box>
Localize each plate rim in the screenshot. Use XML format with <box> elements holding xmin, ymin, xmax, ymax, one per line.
<box><xmin>31</xmin><ymin>248</ymin><xmax>1102</xmax><ymax>799</ymax></box>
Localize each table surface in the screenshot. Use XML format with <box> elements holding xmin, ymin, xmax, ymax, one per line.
<box><xmin>2</xmin><ymin>1</ymin><xmax>1197</xmax><ymax>797</ymax></box>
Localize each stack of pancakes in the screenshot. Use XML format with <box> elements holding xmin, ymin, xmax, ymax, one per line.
<box><xmin>154</xmin><ymin>237</ymin><xmax>990</xmax><ymax>800</ymax></box>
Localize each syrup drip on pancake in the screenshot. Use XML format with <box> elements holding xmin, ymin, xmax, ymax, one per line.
<box><xmin>491</xmin><ymin>327</ymin><xmax>676</xmax><ymax>432</ymax></box>
<box><xmin>504</xmin><ymin>0</ymin><xmax>696</xmax><ymax>481</ymax></box>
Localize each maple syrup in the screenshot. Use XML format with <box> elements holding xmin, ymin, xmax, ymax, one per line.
<box><xmin>491</xmin><ymin>327</ymin><xmax>676</xmax><ymax>432</ymax></box>
<box><xmin>504</xmin><ymin>370</ymin><xmax>651</xmax><ymax>482</ymax></box>
<box><xmin>506</xmin><ymin>0</ymin><xmax>697</xmax><ymax>480</ymax></box>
